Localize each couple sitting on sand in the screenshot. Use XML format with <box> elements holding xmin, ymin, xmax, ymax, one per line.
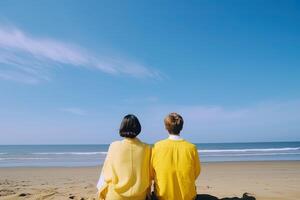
<box><xmin>97</xmin><ymin>113</ymin><xmax>201</xmax><ymax>200</ymax></box>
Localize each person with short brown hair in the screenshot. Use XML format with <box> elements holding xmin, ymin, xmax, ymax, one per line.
<box><xmin>151</xmin><ymin>113</ymin><xmax>201</xmax><ymax>200</ymax></box>
<box><xmin>164</xmin><ymin>112</ymin><xmax>184</xmax><ymax>135</ymax></box>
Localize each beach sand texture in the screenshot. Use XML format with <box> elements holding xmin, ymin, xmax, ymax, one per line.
<box><xmin>0</xmin><ymin>161</ymin><xmax>299</xmax><ymax>200</ymax></box>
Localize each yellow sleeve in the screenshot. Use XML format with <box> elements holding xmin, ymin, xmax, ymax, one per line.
<box><xmin>193</xmin><ymin>146</ymin><xmax>201</xmax><ymax>179</ymax></box>
<box><xmin>98</xmin><ymin>144</ymin><xmax>114</xmax><ymax>199</ymax></box>
<box><xmin>148</xmin><ymin>146</ymin><xmax>153</xmax><ymax>194</ymax></box>
<box><xmin>150</xmin><ymin>146</ymin><xmax>155</xmax><ymax>181</ymax></box>
<box><xmin>103</xmin><ymin>144</ymin><xmax>114</xmax><ymax>181</ymax></box>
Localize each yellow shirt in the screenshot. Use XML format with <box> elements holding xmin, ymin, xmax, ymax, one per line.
<box><xmin>151</xmin><ymin>138</ymin><xmax>201</xmax><ymax>200</ymax></box>
<box><xmin>98</xmin><ymin>138</ymin><xmax>151</xmax><ymax>200</ymax></box>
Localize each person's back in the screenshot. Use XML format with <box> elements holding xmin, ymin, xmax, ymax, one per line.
<box><xmin>151</xmin><ymin>113</ymin><xmax>201</xmax><ymax>200</ymax></box>
<box><xmin>102</xmin><ymin>138</ymin><xmax>151</xmax><ymax>200</ymax></box>
<box><xmin>97</xmin><ymin>115</ymin><xmax>151</xmax><ymax>200</ymax></box>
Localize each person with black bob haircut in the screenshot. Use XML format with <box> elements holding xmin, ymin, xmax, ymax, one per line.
<box><xmin>97</xmin><ymin>114</ymin><xmax>151</xmax><ymax>200</ymax></box>
<box><xmin>119</xmin><ymin>114</ymin><xmax>141</xmax><ymax>138</ymax></box>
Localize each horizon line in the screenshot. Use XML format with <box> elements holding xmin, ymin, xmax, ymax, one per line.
<box><xmin>0</xmin><ymin>140</ymin><xmax>299</xmax><ymax>146</ymax></box>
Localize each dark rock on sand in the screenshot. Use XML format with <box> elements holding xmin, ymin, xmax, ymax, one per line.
<box><xmin>19</xmin><ymin>193</ymin><xmax>31</xmax><ymax>197</ymax></box>
<box><xmin>196</xmin><ymin>193</ymin><xmax>256</xmax><ymax>200</ymax></box>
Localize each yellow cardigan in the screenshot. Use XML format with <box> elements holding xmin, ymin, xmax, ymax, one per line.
<box><xmin>98</xmin><ymin>138</ymin><xmax>151</xmax><ymax>200</ymax></box>
<box><xmin>151</xmin><ymin>138</ymin><xmax>201</xmax><ymax>200</ymax></box>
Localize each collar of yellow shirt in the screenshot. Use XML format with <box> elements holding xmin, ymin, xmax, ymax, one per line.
<box><xmin>168</xmin><ymin>134</ymin><xmax>183</xmax><ymax>140</ymax></box>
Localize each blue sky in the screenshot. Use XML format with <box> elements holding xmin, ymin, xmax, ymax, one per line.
<box><xmin>0</xmin><ymin>0</ymin><xmax>299</xmax><ymax>144</ymax></box>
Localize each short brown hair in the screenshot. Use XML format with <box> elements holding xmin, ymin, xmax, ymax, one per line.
<box><xmin>164</xmin><ymin>113</ymin><xmax>184</xmax><ymax>135</ymax></box>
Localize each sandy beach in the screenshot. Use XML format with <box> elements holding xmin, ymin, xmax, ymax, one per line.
<box><xmin>0</xmin><ymin>161</ymin><xmax>299</xmax><ymax>200</ymax></box>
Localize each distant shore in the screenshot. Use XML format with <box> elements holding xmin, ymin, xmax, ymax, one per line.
<box><xmin>0</xmin><ymin>161</ymin><xmax>299</xmax><ymax>200</ymax></box>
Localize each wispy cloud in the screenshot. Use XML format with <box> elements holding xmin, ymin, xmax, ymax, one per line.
<box><xmin>60</xmin><ymin>107</ymin><xmax>87</xmax><ymax>116</ymax></box>
<box><xmin>0</xmin><ymin>24</ymin><xmax>160</xmax><ymax>84</ymax></box>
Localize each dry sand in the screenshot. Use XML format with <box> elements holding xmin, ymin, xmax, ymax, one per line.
<box><xmin>0</xmin><ymin>161</ymin><xmax>299</xmax><ymax>200</ymax></box>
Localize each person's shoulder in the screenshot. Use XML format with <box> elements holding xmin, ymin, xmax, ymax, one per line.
<box><xmin>154</xmin><ymin>138</ymin><xmax>169</xmax><ymax>145</ymax></box>
<box><xmin>109</xmin><ymin>140</ymin><xmax>122</xmax><ymax>148</ymax></box>
<box><xmin>111</xmin><ymin>140</ymin><xmax>122</xmax><ymax>145</ymax></box>
<box><xmin>153</xmin><ymin>138</ymin><xmax>170</xmax><ymax>148</ymax></box>
<box><xmin>181</xmin><ymin>139</ymin><xmax>197</xmax><ymax>150</ymax></box>
<box><xmin>139</xmin><ymin>140</ymin><xmax>151</xmax><ymax>149</ymax></box>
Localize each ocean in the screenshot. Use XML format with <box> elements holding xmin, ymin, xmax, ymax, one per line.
<box><xmin>0</xmin><ymin>141</ymin><xmax>299</xmax><ymax>167</ymax></box>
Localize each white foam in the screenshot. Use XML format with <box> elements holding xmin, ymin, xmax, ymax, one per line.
<box><xmin>198</xmin><ymin>147</ymin><xmax>300</xmax><ymax>153</ymax></box>
<box><xmin>0</xmin><ymin>157</ymin><xmax>50</xmax><ymax>160</ymax></box>
<box><xmin>32</xmin><ymin>151</ymin><xmax>107</xmax><ymax>155</ymax></box>
<box><xmin>200</xmin><ymin>152</ymin><xmax>300</xmax><ymax>157</ymax></box>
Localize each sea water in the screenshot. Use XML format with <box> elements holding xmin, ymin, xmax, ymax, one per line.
<box><xmin>0</xmin><ymin>142</ymin><xmax>299</xmax><ymax>167</ymax></box>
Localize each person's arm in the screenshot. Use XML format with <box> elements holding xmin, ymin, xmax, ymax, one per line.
<box><xmin>150</xmin><ymin>146</ymin><xmax>154</xmax><ymax>182</ymax></box>
<box><xmin>194</xmin><ymin>146</ymin><xmax>201</xmax><ymax>179</ymax></box>
<box><xmin>96</xmin><ymin>144</ymin><xmax>113</xmax><ymax>190</ymax></box>
<box><xmin>97</xmin><ymin>144</ymin><xmax>114</xmax><ymax>200</ymax></box>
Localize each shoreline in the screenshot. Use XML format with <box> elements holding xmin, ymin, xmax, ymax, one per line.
<box><xmin>1</xmin><ymin>160</ymin><xmax>300</xmax><ymax>169</ymax></box>
<box><xmin>0</xmin><ymin>161</ymin><xmax>299</xmax><ymax>200</ymax></box>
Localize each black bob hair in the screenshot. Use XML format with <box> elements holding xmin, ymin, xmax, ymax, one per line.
<box><xmin>119</xmin><ymin>114</ymin><xmax>141</xmax><ymax>138</ymax></box>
